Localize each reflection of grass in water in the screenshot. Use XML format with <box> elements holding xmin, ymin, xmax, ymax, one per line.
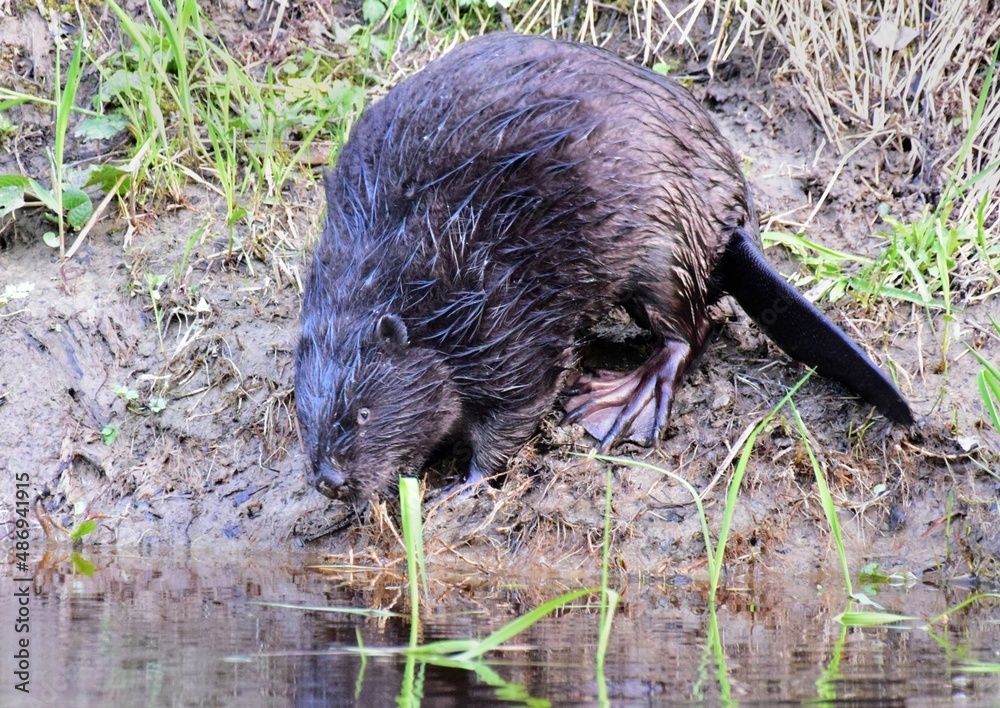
<box><xmin>284</xmin><ymin>379</ymin><xmax>992</xmax><ymax>702</ymax></box>
<box><xmin>389</xmin><ymin>375</ymin><xmax>891</xmax><ymax>700</ymax></box>
<box><xmin>395</xmin><ymin>476</ymin><xmax>591</xmax><ymax>703</ymax></box>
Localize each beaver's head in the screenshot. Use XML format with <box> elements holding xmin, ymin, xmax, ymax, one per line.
<box><xmin>294</xmin><ymin>313</ymin><xmax>461</xmax><ymax>503</ymax></box>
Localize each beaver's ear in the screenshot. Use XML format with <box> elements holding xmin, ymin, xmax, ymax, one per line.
<box><xmin>375</xmin><ymin>314</ymin><xmax>408</xmax><ymax>352</ymax></box>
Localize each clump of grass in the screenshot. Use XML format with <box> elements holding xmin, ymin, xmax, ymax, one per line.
<box><xmin>730</xmin><ymin>5</ymin><xmax>999</xmax><ymax>228</ymax></box>
<box><xmin>2</xmin><ymin>1</ymin><xmax>383</xmax><ymax>259</ymax></box>
<box><xmin>759</xmin><ymin>43</ymin><xmax>998</xmax><ymax>381</ymax></box>
<box><xmin>0</xmin><ymin>34</ymin><xmax>93</xmax><ymax>256</ymax></box>
<box><xmin>99</xmin><ymin>0</ymin><xmax>366</xmax><ymax>211</ymax></box>
<box><xmin>472</xmin><ymin>0</ymin><xmax>999</xmax><ymax>233</ymax></box>
<box><xmin>397</xmin><ymin>475</ymin><xmax>595</xmax><ymax>645</ymax></box>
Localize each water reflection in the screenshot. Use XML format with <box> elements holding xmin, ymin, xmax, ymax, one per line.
<box><xmin>0</xmin><ymin>549</ymin><xmax>997</xmax><ymax>705</ymax></box>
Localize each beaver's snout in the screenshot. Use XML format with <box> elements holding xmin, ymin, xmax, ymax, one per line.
<box><xmin>314</xmin><ymin>463</ymin><xmax>350</xmax><ymax>500</ymax></box>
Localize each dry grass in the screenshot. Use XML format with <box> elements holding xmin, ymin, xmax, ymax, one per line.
<box><xmin>506</xmin><ymin>0</ymin><xmax>1000</xmax><ymax>227</ymax></box>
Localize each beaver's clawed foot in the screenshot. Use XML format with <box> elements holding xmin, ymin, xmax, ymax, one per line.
<box><xmin>435</xmin><ymin>461</ymin><xmax>490</xmax><ymax>501</ymax></box>
<box><xmin>561</xmin><ymin>339</ymin><xmax>691</xmax><ymax>451</ymax></box>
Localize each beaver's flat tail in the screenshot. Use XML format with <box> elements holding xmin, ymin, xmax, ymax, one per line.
<box><xmin>718</xmin><ymin>228</ymin><xmax>914</xmax><ymax>425</ymax></box>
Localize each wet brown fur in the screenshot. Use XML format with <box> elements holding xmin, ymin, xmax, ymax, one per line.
<box><xmin>294</xmin><ymin>33</ymin><xmax>893</xmax><ymax>503</ymax></box>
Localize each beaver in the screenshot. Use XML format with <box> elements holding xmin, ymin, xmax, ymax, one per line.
<box><xmin>295</xmin><ymin>32</ymin><xmax>913</xmax><ymax>503</ymax></box>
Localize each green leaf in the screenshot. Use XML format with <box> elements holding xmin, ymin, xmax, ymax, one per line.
<box><xmin>978</xmin><ymin>370</ymin><xmax>1000</xmax><ymax>433</ymax></box>
<box><xmin>362</xmin><ymin>0</ymin><xmax>386</xmax><ymax>23</ymax></box>
<box><xmin>55</xmin><ymin>35</ymin><xmax>85</xmax><ymax>164</ymax></box>
<box><xmin>451</xmin><ymin>587</ymin><xmax>594</xmax><ymax>661</ymax></box>
<box><xmin>101</xmin><ymin>424</ymin><xmax>120</xmax><ymax>446</ymax></box>
<box><xmin>86</xmin><ymin>163</ymin><xmax>132</xmax><ymax>194</ymax></box>
<box><xmin>835</xmin><ymin>610</ymin><xmax>920</xmax><ymax>627</ymax></box>
<box><xmin>113</xmin><ymin>384</ymin><xmax>140</xmax><ymax>401</ymax></box>
<box><xmin>227</xmin><ymin>206</ymin><xmax>247</xmax><ymax>226</ymax></box>
<box><xmin>99</xmin><ymin>69</ymin><xmax>145</xmax><ymax>101</ymax></box>
<box><xmin>0</xmin><ymin>174</ymin><xmax>31</xmax><ymax>189</ymax></box>
<box><xmin>63</xmin><ymin>186</ymin><xmax>93</xmax><ymax>229</ymax></box>
<box><xmin>75</xmin><ymin>113</ymin><xmax>130</xmax><ymax>140</ymax></box>
<box><xmin>71</xmin><ymin>519</ymin><xmax>99</xmax><ymax>540</ymax></box>
<box><xmin>0</xmin><ymin>96</ymin><xmax>32</xmax><ymax>113</ymax></box>
<box><xmin>27</xmin><ymin>178</ymin><xmax>59</xmax><ymax>213</ymax></box>
<box><xmin>389</xmin><ymin>0</ymin><xmax>411</xmax><ymax>18</ymax></box>
<box><xmin>0</xmin><ymin>185</ymin><xmax>26</xmax><ymax>218</ymax></box>
<box><xmin>42</xmin><ymin>231</ymin><xmax>59</xmax><ymax>248</ymax></box>
<box><xmin>70</xmin><ymin>553</ymin><xmax>96</xmax><ymax>577</ymax></box>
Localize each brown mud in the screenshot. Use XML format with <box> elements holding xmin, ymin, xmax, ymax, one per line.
<box><xmin>1</xmin><ymin>5</ymin><xmax>998</xmax><ymax>583</ymax></box>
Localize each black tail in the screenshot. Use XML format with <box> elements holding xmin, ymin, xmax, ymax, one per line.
<box><xmin>718</xmin><ymin>228</ymin><xmax>913</xmax><ymax>425</ymax></box>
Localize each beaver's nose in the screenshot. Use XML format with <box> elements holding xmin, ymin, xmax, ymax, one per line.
<box><xmin>314</xmin><ymin>464</ymin><xmax>349</xmax><ymax>500</ymax></box>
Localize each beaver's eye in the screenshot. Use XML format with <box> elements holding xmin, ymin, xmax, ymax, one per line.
<box><xmin>357</xmin><ymin>407</ymin><xmax>371</xmax><ymax>425</ymax></box>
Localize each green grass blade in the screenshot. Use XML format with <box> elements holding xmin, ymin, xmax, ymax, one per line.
<box><xmin>957</xmin><ymin>660</ymin><xmax>1000</xmax><ymax>674</ymax></box>
<box><xmin>939</xmin><ymin>41</ymin><xmax>999</xmax><ymax>208</ymax></box>
<box><xmin>598</xmin><ymin>467</ymin><xmax>614</xmax><ymax>654</ymax></box>
<box><xmin>712</xmin><ymin>373</ymin><xmax>813</xmax><ymax>595</ymax></box>
<box><xmin>27</xmin><ymin>178</ymin><xmax>59</xmax><ymax>213</ymax></box>
<box><xmin>978</xmin><ymin>371</ymin><xmax>1000</xmax><ymax>433</ymax></box>
<box><xmin>835</xmin><ymin>611</ymin><xmax>921</xmax><ymax>626</ymax></box>
<box><xmin>964</xmin><ymin>342</ymin><xmax>1000</xmax><ymax>433</ymax></box>
<box><xmin>398</xmin><ymin>476</ymin><xmax>425</xmax><ymax>640</ymax></box>
<box><xmin>148</xmin><ymin>0</ymin><xmax>197</xmax><ymax>146</ymax></box>
<box><xmin>104</xmin><ymin>0</ymin><xmax>182</xmax><ymax>148</ymax></box>
<box><xmin>54</xmin><ymin>34</ymin><xmax>84</xmax><ymax>170</ymax></box>
<box><xmin>595</xmin><ymin>588</ymin><xmax>619</xmax><ymax>668</ymax></box>
<box><xmin>451</xmin><ymin>587</ymin><xmax>594</xmax><ymax>661</ymax></box>
<box><xmin>846</xmin><ymin>277</ymin><xmax>948</xmax><ymax>309</ymax></box>
<box><xmin>0</xmin><ymin>96</ymin><xmax>31</xmax><ymax>112</ymax></box>
<box><xmin>790</xmin><ymin>401</ymin><xmax>852</xmax><ymax>595</ymax></box>
<box><xmin>762</xmin><ymin>230</ymin><xmax>873</xmax><ymax>264</ymax></box>
<box><xmin>251</xmin><ymin>601</ymin><xmax>402</xmax><ymax>618</ymax></box>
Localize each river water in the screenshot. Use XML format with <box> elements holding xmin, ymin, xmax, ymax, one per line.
<box><xmin>1</xmin><ymin>550</ymin><xmax>997</xmax><ymax>706</ymax></box>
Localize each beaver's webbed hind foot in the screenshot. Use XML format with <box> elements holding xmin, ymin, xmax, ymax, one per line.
<box><xmin>435</xmin><ymin>461</ymin><xmax>489</xmax><ymax>501</ymax></box>
<box><xmin>562</xmin><ymin>339</ymin><xmax>692</xmax><ymax>451</ymax></box>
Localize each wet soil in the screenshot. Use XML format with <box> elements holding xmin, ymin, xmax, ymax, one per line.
<box><xmin>1</xmin><ymin>5</ymin><xmax>998</xmax><ymax>582</ymax></box>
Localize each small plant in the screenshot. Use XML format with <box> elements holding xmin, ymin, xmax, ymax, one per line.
<box><xmin>0</xmin><ymin>282</ymin><xmax>33</xmax><ymax>307</ymax></box>
<box><xmin>101</xmin><ymin>424</ymin><xmax>120</xmax><ymax>446</ymax></box>
<box><xmin>395</xmin><ymin>477</ymin><xmax>595</xmax><ymax>657</ymax></box>
<box><xmin>145</xmin><ymin>272</ymin><xmax>167</xmax><ymax>351</ymax></box>
<box><xmin>0</xmin><ymin>35</ymin><xmax>94</xmax><ymax>255</ymax></box>
<box><xmin>113</xmin><ymin>384</ymin><xmax>140</xmax><ymax>403</ymax></box>
<box><xmin>70</xmin><ymin>518</ymin><xmax>99</xmax><ymax>541</ymax></box>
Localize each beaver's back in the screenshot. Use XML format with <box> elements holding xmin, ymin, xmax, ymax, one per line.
<box><xmin>316</xmin><ymin>33</ymin><xmax>754</xmax><ymax>361</ymax></box>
